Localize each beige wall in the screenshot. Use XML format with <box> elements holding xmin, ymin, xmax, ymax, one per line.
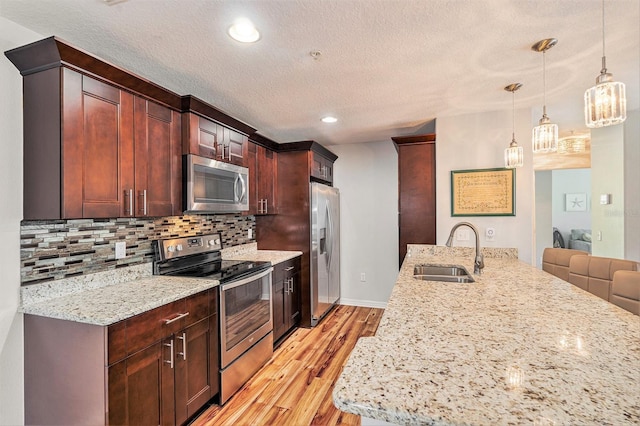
<box><xmin>624</xmin><ymin>110</ymin><xmax>640</xmax><ymax>262</ymax></box>
<box><xmin>0</xmin><ymin>18</ymin><xmax>43</xmax><ymax>425</ymax></box>
<box><xmin>591</xmin><ymin>124</ymin><xmax>625</xmax><ymax>258</ymax></box>
<box><xmin>328</xmin><ymin>141</ymin><xmax>399</xmax><ymax>308</ymax></box>
<box><xmin>435</xmin><ymin>108</ymin><xmax>535</xmax><ymax>264</ymax></box>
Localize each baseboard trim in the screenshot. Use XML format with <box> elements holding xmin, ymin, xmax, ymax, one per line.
<box><xmin>338</xmin><ymin>298</ymin><xmax>387</xmax><ymax>309</ymax></box>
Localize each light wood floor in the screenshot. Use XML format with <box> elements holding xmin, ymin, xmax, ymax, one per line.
<box><xmin>193</xmin><ymin>305</ymin><xmax>384</xmax><ymax>426</ymax></box>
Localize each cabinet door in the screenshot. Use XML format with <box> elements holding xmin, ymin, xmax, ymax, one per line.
<box><xmin>272</xmin><ymin>277</ymin><xmax>286</xmax><ymax>342</ymax></box>
<box><xmin>134</xmin><ymin>97</ymin><xmax>182</xmax><ymax>217</ymax></box>
<box><xmin>174</xmin><ymin>316</ymin><xmax>217</xmax><ymax>425</ymax></box>
<box><xmin>310</xmin><ymin>152</ymin><xmax>333</xmax><ymax>184</ymax></box>
<box><xmin>256</xmin><ymin>146</ymin><xmax>278</xmax><ymax>214</ymax></box>
<box><xmin>246</xmin><ymin>142</ymin><xmax>258</xmax><ymax>215</ymax></box>
<box><xmin>284</xmin><ymin>272</ymin><xmax>301</xmax><ymax>330</ymax></box>
<box><xmin>62</xmin><ymin>69</ymin><xmax>134</xmax><ymax>218</ymax></box>
<box><xmin>183</xmin><ymin>113</ymin><xmax>222</xmax><ymax>159</ymax></box>
<box><xmin>108</xmin><ymin>342</ymin><xmax>174</xmax><ymax>426</ymax></box>
<box><xmin>225</xmin><ymin>128</ymin><xmax>248</xmax><ymax>166</ymax></box>
<box><xmin>398</xmin><ymin>142</ymin><xmax>436</xmax><ymax>264</ymax></box>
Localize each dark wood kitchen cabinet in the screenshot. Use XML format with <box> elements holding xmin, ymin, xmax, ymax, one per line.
<box><xmin>25</xmin><ymin>289</ymin><xmax>219</xmax><ymax>426</ymax></box>
<box><xmin>134</xmin><ymin>97</ymin><xmax>183</xmax><ymax>217</ymax></box>
<box><xmin>256</xmin><ymin>141</ymin><xmax>337</xmax><ymax>327</ymax></box>
<box><xmin>311</xmin><ymin>151</ymin><xmax>334</xmax><ymax>184</ymax></box>
<box><xmin>6</xmin><ymin>40</ymin><xmax>182</xmax><ymax>219</ymax></box>
<box><xmin>392</xmin><ymin>134</ymin><xmax>437</xmax><ymax>265</ymax></box>
<box><xmin>247</xmin><ymin>134</ymin><xmax>279</xmax><ymax>215</ymax></box>
<box><xmin>181</xmin><ymin>96</ymin><xmax>256</xmax><ymax>168</ymax></box>
<box><xmin>272</xmin><ymin>256</ymin><xmax>301</xmax><ymax>344</ymax></box>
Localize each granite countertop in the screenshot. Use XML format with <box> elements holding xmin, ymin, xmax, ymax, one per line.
<box><xmin>333</xmin><ymin>245</ymin><xmax>640</xmax><ymax>425</ymax></box>
<box><xmin>20</xmin><ymin>263</ymin><xmax>219</xmax><ymax>326</ymax></box>
<box><xmin>221</xmin><ymin>242</ymin><xmax>302</xmax><ymax>264</ymax></box>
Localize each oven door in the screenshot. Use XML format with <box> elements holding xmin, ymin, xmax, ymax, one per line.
<box><xmin>219</xmin><ymin>267</ymin><xmax>273</xmax><ymax>368</ymax></box>
<box><xmin>184</xmin><ymin>154</ymin><xmax>249</xmax><ymax>213</ymax></box>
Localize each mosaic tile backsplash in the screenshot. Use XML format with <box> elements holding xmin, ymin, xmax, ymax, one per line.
<box><xmin>20</xmin><ymin>214</ymin><xmax>255</xmax><ymax>286</ymax></box>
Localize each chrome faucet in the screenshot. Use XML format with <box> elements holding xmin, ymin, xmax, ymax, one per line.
<box><xmin>445</xmin><ymin>222</ymin><xmax>484</xmax><ymax>275</ymax></box>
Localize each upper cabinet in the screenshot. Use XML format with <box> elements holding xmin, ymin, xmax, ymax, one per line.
<box><xmin>392</xmin><ymin>134</ymin><xmax>436</xmax><ymax>265</ymax></box>
<box><xmin>181</xmin><ymin>95</ymin><xmax>255</xmax><ymax>168</ymax></box>
<box><xmin>6</xmin><ymin>37</ymin><xmax>183</xmax><ymax>220</ymax></box>
<box><xmin>248</xmin><ymin>134</ymin><xmax>280</xmax><ymax>215</ymax></box>
<box><xmin>278</xmin><ymin>141</ymin><xmax>338</xmax><ymax>186</ymax></box>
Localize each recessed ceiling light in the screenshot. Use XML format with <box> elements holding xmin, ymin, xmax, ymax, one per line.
<box><xmin>322</xmin><ymin>116</ymin><xmax>338</xmax><ymax>123</ymax></box>
<box><xmin>228</xmin><ymin>18</ymin><xmax>260</xmax><ymax>43</ymax></box>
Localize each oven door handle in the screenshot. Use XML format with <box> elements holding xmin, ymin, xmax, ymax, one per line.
<box><xmin>220</xmin><ymin>266</ymin><xmax>273</xmax><ymax>291</ymax></box>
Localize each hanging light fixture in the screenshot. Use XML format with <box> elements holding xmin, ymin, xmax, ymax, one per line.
<box><xmin>504</xmin><ymin>83</ymin><xmax>524</xmax><ymax>169</ymax></box>
<box><xmin>584</xmin><ymin>0</ymin><xmax>627</xmax><ymax>128</ymax></box>
<box><xmin>531</xmin><ymin>38</ymin><xmax>558</xmax><ymax>153</ymax></box>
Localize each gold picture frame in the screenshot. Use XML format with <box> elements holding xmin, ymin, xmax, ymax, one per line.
<box><xmin>451</xmin><ymin>168</ymin><xmax>515</xmax><ymax>216</ymax></box>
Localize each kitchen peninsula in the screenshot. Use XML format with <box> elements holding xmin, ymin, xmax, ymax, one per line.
<box><xmin>334</xmin><ymin>245</ymin><xmax>640</xmax><ymax>425</ymax></box>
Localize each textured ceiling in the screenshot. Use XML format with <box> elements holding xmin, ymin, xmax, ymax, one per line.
<box><xmin>1</xmin><ymin>0</ymin><xmax>638</xmax><ymax>146</ymax></box>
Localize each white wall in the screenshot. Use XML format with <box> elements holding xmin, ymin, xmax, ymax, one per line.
<box><xmin>535</xmin><ymin>171</ymin><xmax>552</xmax><ymax>268</ymax></box>
<box><xmin>435</xmin><ymin>109</ymin><xmax>535</xmax><ymax>264</ymax></box>
<box><xmin>328</xmin><ymin>141</ymin><xmax>398</xmax><ymax>308</ymax></box>
<box><xmin>0</xmin><ymin>18</ymin><xmax>42</xmax><ymax>426</ymax></box>
<box><xmin>551</xmin><ymin>168</ymin><xmax>592</xmax><ymax>245</ymax></box>
<box><xmin>591</xmin><ymin>124</ymin><xmax>625</xmax><ymax>258</ymax></box>
<box><xmin>624</xmin><ymin>110</ymin><xmax>640</xmax><ymax>262</ymax></box>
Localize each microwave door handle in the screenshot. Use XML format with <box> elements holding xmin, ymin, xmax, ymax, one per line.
<box><xmin>235</xmin><ymin>173</ymin><xmax>247</xmax><ymax>203</ymax></box>
<box><xmin>233</xmin><ymin>174</ymin><xmax>244</xmax><ymax>203</ymax></box>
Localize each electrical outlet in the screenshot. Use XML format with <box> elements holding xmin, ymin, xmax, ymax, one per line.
<box><xmin>115</xmin><ymin>241</ymin><xmax>126</xmax><ymax>259</ymax></box>
<box><xmin>456</xmin><ymin>229</ymin><xmax>470</xmax><ymax>241</ymax></box>
<box><xmin>248</xmin><ymin>228</ymin><xmax>253</xmax><ymax>239</ymax></box>
<box><xmin>486</xmin><ymin>227</ymin><xmax>495</xmax><ymax>241</ymax></box>
<box><xmin>360</xmin><ymin>273</ymin><xmax>366</xmax><ymax>282</ymax></box>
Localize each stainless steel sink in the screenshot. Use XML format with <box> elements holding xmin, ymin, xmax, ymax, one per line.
<box><xmin>413</xmin><ymin>264</ymin><xmax>475</xmax><ymax>283</ymax></box>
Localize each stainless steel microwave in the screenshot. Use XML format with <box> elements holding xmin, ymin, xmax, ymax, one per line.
<box><xmin>184</xmin><ymin>154</ymin><xmax>249</xmax><ymax>213</ymax></box>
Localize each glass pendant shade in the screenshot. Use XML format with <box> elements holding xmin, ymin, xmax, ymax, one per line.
<box><xmin>584</xmin><ymin>0</ymin><xmax>627</xmax><ymax>128</ymax></box>
<box><xmin>503</xmin><ymin>83</ymin><xmax>523</xmax><ymax>168</ymax></box>
<box><xmin>532</xmin><ymin>116</ymin><xmax>558</xmax><ymax>153</ymax></box>
<box><xmin>531</xmin><ymin>39</ymin><xmax>558</xmax><ymax>153</ymax></box>
<box><xmin>505</xmin><ymin>140</ymin><xmax>524</xmax><ymax>169</ymax></box>
<box><xmin>584</xmin><ymin>76</ymin><xmax>626</xmax><ymax>128</ymax></box>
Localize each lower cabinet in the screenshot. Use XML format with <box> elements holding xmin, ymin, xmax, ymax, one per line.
<box><xmin>24</xmin><ymin>288</ymin><xmax>219</xmax><ymax>426</ymax></box>
<box><xmin>272</xmin><ymin>256</ymin><xmax>301</xmax><ymax>343</ymax></box>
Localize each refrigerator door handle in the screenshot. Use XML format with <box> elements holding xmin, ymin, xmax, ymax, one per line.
<box><xmin>325</xmin><ymin>202</ymin><xmax>332</xmax><ymax>271</ymax></box>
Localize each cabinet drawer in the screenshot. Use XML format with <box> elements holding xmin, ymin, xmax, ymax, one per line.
<box><xmin>108</xmin><ymin>299</ymin><xmax>186</xmax><ymax>364</ymax></box>
<box><xmin>274</xmin><ymin>256</ymin><xmax>301</xmax><ymax>283</ymax></box>
<box><xmin>108</xmin><ymin>290</ymin><xmax>215</xmax><ymax>365</ymax></box>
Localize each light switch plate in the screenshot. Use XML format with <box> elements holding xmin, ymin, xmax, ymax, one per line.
<box><xmin>115</xmin><ymin>241</ymin><xmax>126</xmax><ymax>259</ymax></box>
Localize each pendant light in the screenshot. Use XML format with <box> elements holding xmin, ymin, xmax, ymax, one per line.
<box><xmin>584</xmin><ymin>0</ymin><xmax>627</xmax><ymax>128</ymax></box>
<box><xmin>504</xmin><ymin>83</ymin><xmax>524</xmax><ymax>169</ymax></box>
<box><xmin>531</xmin><ymin>38</ymin><xmax>558</xmax><ymax>153</ymax></box>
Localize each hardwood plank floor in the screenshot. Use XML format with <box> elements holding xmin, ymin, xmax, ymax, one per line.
<box><xmin>193</xmin><ymin>305</ymin><xmax>384</xmax><ymax>426</ymax></box>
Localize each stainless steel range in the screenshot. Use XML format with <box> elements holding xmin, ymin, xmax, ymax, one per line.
<box><xmin>153</xmin><ymin>233</ymin><xmax>274</xmax><ymax>405</ymax></box>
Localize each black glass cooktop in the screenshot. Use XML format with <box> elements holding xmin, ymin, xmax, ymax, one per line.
<box><xmin>166</xmin><ymin>259</ymin><xmax>271</xmax><ymax>283</ymax></box>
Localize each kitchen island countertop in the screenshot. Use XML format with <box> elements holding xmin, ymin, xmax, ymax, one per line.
<box><xmin>333</xmin><ymin>245</ymin><xmax>640</xmax><ymax>425</ymax></box>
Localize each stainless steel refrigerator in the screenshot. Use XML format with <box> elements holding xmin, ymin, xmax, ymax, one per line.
<box><xmin>310</xmin><ymin>182</ymin><xmax>340</xmax><ymax>326</ymax></box>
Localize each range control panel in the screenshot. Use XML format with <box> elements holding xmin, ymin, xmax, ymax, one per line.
<box><xmin>155</xmin><ymin>233</ymin><xmax>223</xmax><ymax>260</ymax></box>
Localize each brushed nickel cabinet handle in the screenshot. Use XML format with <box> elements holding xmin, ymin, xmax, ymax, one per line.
<box><xmin>164</xmin><ymin>340</ymin><xmax>174</xmax><ymax>369</ymax></box>
<box><xmin>177</xmin><ymin>332</ymin><xmax>187</xmax><ymax>361</ymax></box>
<box><xmin>164</xmin><ymin>312</ymin><xmax>189</xmax><ymax>325</ymax></box>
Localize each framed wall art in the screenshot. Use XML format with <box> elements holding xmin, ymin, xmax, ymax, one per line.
<box><xmin>451</xmin><ymin>168</ymin><xmax>516</xmax><ymax>216</ymax></box>
<box><xmin>565</xmin><ymin>193</ymin><xmax>587</xmax><ymax>212</ymax></box>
